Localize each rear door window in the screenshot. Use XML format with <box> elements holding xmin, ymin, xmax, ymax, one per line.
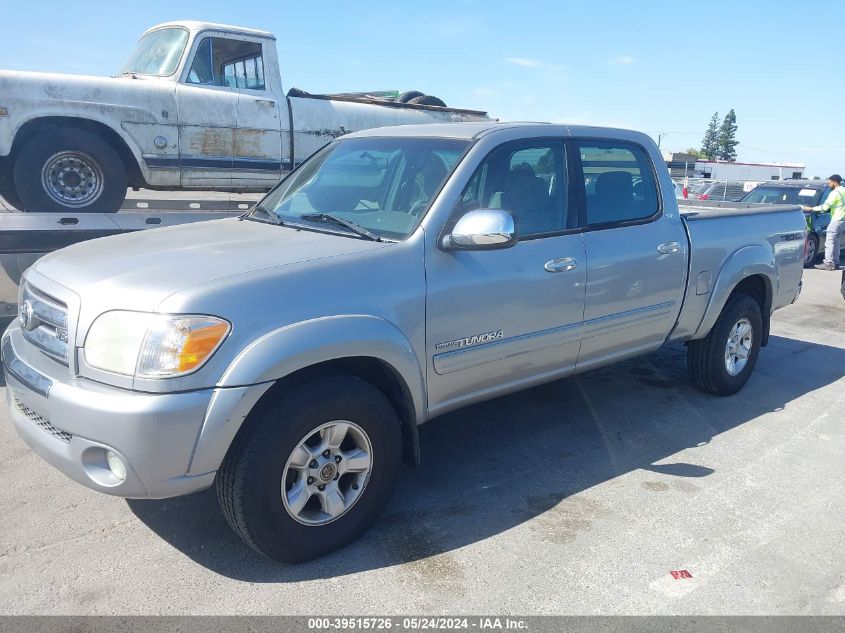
<box><xmin>574</xmin><ymin>140</ymin><xmax>659</xmax><ymax>226</ymax></box>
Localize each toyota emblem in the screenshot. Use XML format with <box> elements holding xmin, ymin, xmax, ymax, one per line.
<box><xmin>19</xmin><ymin>300</ymin><xmax>34</xmax><ymax>331</ymax></box>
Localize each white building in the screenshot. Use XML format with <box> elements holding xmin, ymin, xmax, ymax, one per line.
<box><xmin>662</xmin><ymin>152</ymin><xmax>805</xmax><ymax>181</ymax></box>
<box><xmin>694</xmin><ymin>160</ymin><xmax>805</xmax><ymax>181</ymax></box>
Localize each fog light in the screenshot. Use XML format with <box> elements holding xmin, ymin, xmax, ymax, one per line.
<box><xmin>105</xmin><ymin>450</ymin><xmax>127</xmax><ymax>481</ymax></box>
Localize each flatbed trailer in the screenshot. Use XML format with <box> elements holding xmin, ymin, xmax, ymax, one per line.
<box><xmin>0</xmin><ymin>208</ymin><xmax>237</xmax><ymax>317</ymax></box>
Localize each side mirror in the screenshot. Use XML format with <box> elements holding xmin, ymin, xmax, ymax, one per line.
<box><xmin>442</xmin><ymin>209</ymin><xmax>517</xmax><ymax>250</ymax></box>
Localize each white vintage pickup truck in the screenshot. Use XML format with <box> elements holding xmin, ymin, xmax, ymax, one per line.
<box><xmin>0</xmin><ymin>21</ymin><xmax>488</xmax><ymax>213</ymax></box>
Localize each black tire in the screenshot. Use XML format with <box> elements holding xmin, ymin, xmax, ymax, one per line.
<box><xmin>397</xmin><ymin>90</ymin><xmax>425</xmax><ymax>103</ymax></box>
<box><xmin>804</xmin><ymin>233</ymin><xmax>819</xmax><ymax>268</ymax></box>
<box><xmin>408</xmin><ymin>94</ymin><xmax>447</xmax><ymax>107</ymax></box>
<box><xmin>0</xmin><ymin>164</ymin><xmax>24</xmax><ymax>210</ymax></box>
<box><xmin>0</xmin><ymin>185</ymin><xmax>24</xmax><ymax>211</ymax></box>
<box><xmin>687</xmin><ymin>293</ymin><xmax>763</xmax><ymax>396</ymax></box>
<box><xmin>13</xmin><ymin>128</ymin><xmax>127</xmax><ymax>213</ymax></box>
<box><xmin>216</xmin><ymin>374</ymin><xmax>402</xmax><ymax>563</ymax></box>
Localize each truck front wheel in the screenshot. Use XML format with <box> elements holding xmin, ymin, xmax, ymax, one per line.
<box><xmin>687</xmin><ymin>293</ymin><xmax>763</xmax><ymax>396</ymax></box>
<box><xmin>13</xmin><ymin>129</ymin><xmax>128</xmax><ymax>213</ymax></box>
<box><xmin>0</xmin><ymin>184</ymin><xmax>24</xmax><ymax>211</ymax></box>
<box><xmin>216</xmin><ymin>374</ymin><xmax>402</xmax><ymax>562</ymax></box>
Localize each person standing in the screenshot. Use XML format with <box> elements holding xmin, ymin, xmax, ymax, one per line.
<box><xmin>802</xmin><ymin>174</ymin><xmax>845</xmax><ymax>270</ymax></box>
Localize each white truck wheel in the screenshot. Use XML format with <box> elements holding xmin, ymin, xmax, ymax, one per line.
<box><xmin>13</xmin><ymin>128</ymin><xmax>128</xmax><ymax>213</ymax></box>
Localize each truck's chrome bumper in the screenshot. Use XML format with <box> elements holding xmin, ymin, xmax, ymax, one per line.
<box><xmin>2</xmin><ymin>324</ymin><xmax>217</xmax><ymax>498</ymax></box>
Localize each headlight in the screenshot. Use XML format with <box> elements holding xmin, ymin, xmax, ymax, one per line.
<box><xmin>84</xmin><ymin>311</ymin><xmax>230</xmax><ymax>378</ymax></box>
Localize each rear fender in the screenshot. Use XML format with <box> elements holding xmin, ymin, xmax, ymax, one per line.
<box><xmin>691</xmin><ymin>245</ymin><xmax>775</xmax><ymax>340</ymax></box>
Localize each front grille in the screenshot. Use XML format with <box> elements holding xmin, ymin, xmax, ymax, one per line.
<box><xmin>13</xmin><ymin>395</ymin><xmax>72</xmax><ymax>443</ymax></box>
<box><xmin>20</xmin><ymin>283</ymin><xmax>69</xmax><ymax>365</ymax></box>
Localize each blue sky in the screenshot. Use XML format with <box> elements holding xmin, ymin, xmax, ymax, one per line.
<box><xmin>0</xmin><ymin>0</ymin><xmax>840</xmax><ymax>176</ymax></box>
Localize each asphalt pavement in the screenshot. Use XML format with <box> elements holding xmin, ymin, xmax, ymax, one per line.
<box><xmin>0</xmin><ymin>269</ymin><xmax>843</xmax><ymax>615</ymax></box>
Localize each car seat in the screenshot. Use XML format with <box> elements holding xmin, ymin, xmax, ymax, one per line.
<box><xmin>590</xmin><ymin>171</ymin><xmax>633</xmax><ymax>224</ymax></box>
<box><xmin>502</xmin><ymin>164</ymin><xmax>554</xmax><ymax>234</ymax></box>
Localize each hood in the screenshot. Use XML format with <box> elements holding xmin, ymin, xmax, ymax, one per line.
<box><xmin>0</xmin><ymin>69</ymin><xmax>169</xmax><ymax>101</ymax></box>
<box><xmin>33</xmin><ymin>217</ymin><xmax>390</xmax><ymax>313</ymax></box>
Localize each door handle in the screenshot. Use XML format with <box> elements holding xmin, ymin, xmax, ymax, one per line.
<box><xmin>544</xmin><ymin>257</ymin><xmax>577</xmax><ymax>273</ymax></box>
<box><xmin>255</xmin><ymin>99</ymin><xmax>276</xmax><ymax>107</ymax></box>
<box><xmin>657</xmin><ymin>241</ymin><xmax>680</xmax><ymax>254</ymax></box>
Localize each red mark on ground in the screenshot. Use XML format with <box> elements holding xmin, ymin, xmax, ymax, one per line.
<box><xmin>670</xmin><ymin>570</ymin><xmax>693</xmax><ymax>579</ymax></box>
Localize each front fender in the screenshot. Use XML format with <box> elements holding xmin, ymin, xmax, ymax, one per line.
<box><xmin>0</xmin><ymin>70</ymin><xmax>176</xmax><ymax>183</ymax></box>
<box><xmin>186</xmin><ymin>315</ymin><xmax>426</xmax><ymax>476</ymax></box>
<box><xmin>219</xmin><ymin>316</ymin><xmax>425</xmax><ymax>404</ymax></box>
<box><xmin>7</xmin><ymin>107</ymin><xmax>154</xmax><ymax>163</ymax></box>
<box><xmin>692</xmin><ymin>244</ymin><xmax>776</xmax><ymax>340</ymax></box>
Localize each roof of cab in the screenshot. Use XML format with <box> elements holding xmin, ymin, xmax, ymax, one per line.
<box><xmin>345</xmin><ymin>121</ymin><xmax>651</xmax><ymax>142</ymax></box>
<box><xmin>143</xmin><ymin>21</ymin><xmax>275</xmax><ymax>40</ymax></box>
<box><xmin>344</xmin><ymin>121</ymin><xmax>549</xmax><ymax>140</ymax></box>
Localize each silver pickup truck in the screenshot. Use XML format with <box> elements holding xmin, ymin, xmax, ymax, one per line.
<box><xmin>2</xmin><ymin>122</ymin><xmax>805</xmax><ymax>562</ymax></box>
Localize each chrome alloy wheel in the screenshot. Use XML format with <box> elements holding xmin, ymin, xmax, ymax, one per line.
<box><xmin>805</xmin><ymin>237</ymin><xmax>817</xmax><ymax>266</ymax></box>
<box><xmin>724</xmin><ymin>318</ymin><xmax>753</xmax><ymax>376</ymax></box>
<box><xmin>281</xmin><ymin>421</ymin><xmax>373</xmax><ymax>526</ymax></box>
<box><xmin>40</xmin><ymin>151</ymin><xmax>105</xmax><ymax>207</ymax></box>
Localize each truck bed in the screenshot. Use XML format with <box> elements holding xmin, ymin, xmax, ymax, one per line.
<box><xmin>286</xmin><ymin>87</ymin><xmax>490</xmax><ymax>117</ymax></box>
<box><xmin>678</xmin><ymin>198</ymin><xmax>800</xmax><ymax>218</ymax></box>
<box><xmin>671</xmin><ymin>200</ymin><xmax>806</xmax><ymax>343</ymax></box>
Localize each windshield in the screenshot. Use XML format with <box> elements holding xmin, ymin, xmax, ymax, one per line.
<box><xmin>742</xmin><ymin>186</ymin><xmax>821</xmax><ymax>205</ymax></box>
<box><xmin>121</xmin><ymin>27</ymin><xmax>189</xmax><ymax>76</ymax></box>
<box><xmin>254</xmin><ymin>137</ymin><xmax>470</xmax><ymax>240</ymax></box>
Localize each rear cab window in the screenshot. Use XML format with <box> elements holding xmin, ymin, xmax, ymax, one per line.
<box><xmin>574</xmin><ymin>140</ymin><xmax>659</xmax><ymax>226</ymax></box>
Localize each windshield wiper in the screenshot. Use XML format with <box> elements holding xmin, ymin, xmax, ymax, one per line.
<box><xmin>300</xmin><ymin>213</ymin><xmax>382</xmax><ymax>241</ymax></box>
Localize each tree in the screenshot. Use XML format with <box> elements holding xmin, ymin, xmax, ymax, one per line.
<box><xmin>717</xmin><ymin>109</ymin><xmax>738</xmax><ymax>162</ymax></box>
<box><xmin>535</xmin><ymin>149</ymin><xmax>554</xmax><ymax>176</ymax></box>
<box><xmin>684</xmin><ymin>148</ymin><xmax>703</xmax><ymax>159</ymax></box>
<box><xmin>700</xmin><ymin>112</ymin><xmax>720</xmax><ymax>160</ymax></box>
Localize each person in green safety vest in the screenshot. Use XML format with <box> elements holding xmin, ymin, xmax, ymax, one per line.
<box><xmin>802</xmin><ymin>174</ymin><xmax>845</xmax><ymax>270</ymax></box>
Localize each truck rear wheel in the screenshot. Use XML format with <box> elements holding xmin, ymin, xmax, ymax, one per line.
<box><xmin>687</xmin><ymin>293</ymin><xmax>762</xmax><ymax>396</ymax></box>
<box><xmin>216</xmin><ymin>374</ymin><xmax>402</xmax><ymax>562</ymax></box>
<box><xmin>13</xmin><ymin>129</ymin><xmax>127</xmax><ymax>213</ymax></box>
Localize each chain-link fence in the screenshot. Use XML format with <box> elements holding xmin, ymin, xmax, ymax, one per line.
<box><xmin>673</xmin><ymin>178</ymin><xmax>762</xmax><ymax>202</ymax></box>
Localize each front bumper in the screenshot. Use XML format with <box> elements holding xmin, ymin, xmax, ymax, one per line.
<box><xmin>2</xmin><ymin>324</ymin><xmax>217</xmax><ymax>498</ymax></box>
